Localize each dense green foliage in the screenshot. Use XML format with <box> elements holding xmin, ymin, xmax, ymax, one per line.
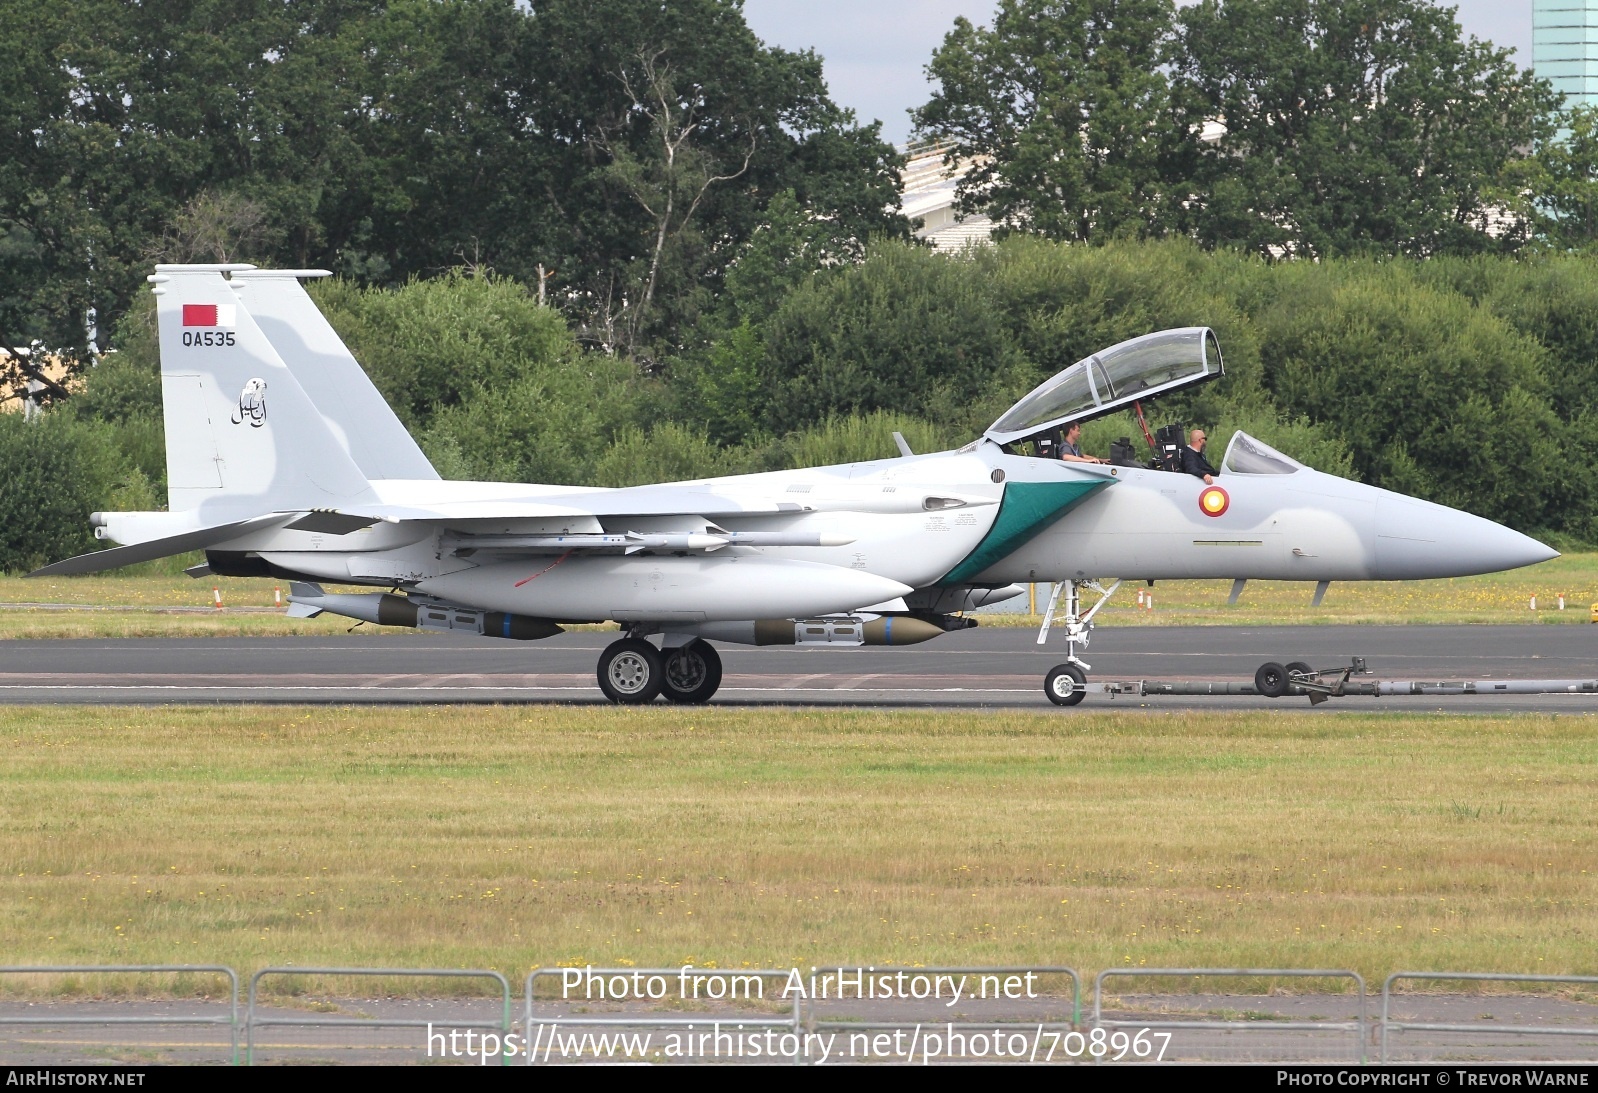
<box><xmin>913</xmin><ymin>0</ymin><xmax>1173</xmax><ymax>243</ymax></box>
<box><xmin>1167</xmin><ymin>0</ymin><xmax>1558</xmax><ymax>257</ymax></box>
<box><xmin>0</xmin><ymin>0</ymin><xmax>903</xmax><ymax>369</ymax></box>
<box><xmin>0</xmin><ymin>412</ymin><xmax>156</xmax><ymax>572</ymax></box>
<box><xmin>915</xmin><ymin>0</ymin><xmax>1563</xmax><ymax>259</ymax></box>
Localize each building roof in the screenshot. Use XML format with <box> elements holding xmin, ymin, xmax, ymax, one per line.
<box><xmin>899</xmin><ymin>140</ymin><xmax>997</xmax><ymax>252</ymax></box>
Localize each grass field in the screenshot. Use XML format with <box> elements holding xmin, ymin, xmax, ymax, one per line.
<box><xmin>3</xmin><ymin>705</ymin><xmax>1593</xmax><ymax>995</ymax></box>
<box><xmin>0</xmin><ymin>553</ymin><xmax>1593</xmax><ymax>639</ymax></box>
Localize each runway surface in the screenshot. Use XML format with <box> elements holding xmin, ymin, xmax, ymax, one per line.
<box><xmin>1</xmin><ymin>624</ymin><xmax>1595</xmax><ymax>711</ymax></box>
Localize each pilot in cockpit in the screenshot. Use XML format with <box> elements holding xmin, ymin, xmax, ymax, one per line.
<box><xmin>1181</xmin><ymin>429</ymin><xmax>1219</xmax><ymax>484</ymax></box>
<box><xmin>1057</xmin><ymin>422</ymin><xmax>1106</xmax><ymax>465</ymax></box>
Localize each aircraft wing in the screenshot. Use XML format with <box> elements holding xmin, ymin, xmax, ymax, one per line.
<box><xmin>342</xmin><ymin>491</ymin><xmax>814</xmax><ymax>524</ymax></box>
<box><xmin>340</xmin><ymin>478</ymin><xmax>997</xmax><ymax>525</ymax></box>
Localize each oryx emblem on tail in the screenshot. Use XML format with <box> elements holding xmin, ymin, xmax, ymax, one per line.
<box><xmin>232</xmin><ymin>378</ymin><xmax>267</xmax><ymax>427</ymax></box>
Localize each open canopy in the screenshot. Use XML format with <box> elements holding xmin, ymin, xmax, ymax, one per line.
<box><xmin>985</xmin><ymin>327</ymin><xmax>1223</xmax><ymax>445</ymax></box>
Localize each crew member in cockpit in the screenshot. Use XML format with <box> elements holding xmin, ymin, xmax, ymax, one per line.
<box><xmin>1181</xmin><ymin>428</ymin><xmax>1218</xmax><ymax>483</ymax></box>
<box><xmin>1058</xmin><ymin>422</ymin><xmax>1106</xmax><ymax>464</ymax></box>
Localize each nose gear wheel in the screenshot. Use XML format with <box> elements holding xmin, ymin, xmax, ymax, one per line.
<box><xmin>1045</xmin><ymin>662</ymin><xmax>1087</xmax><ymax>706</ymax></box>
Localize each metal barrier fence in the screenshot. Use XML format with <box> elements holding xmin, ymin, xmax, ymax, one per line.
<box><xmin>11</xmin><ymin>962</ymin><xmax>1598</xmax><ymax>1064</ymax></box>
<box><xmin>522</xmin><ymin>966</ymin><xmax>1079</xmax><ymax>1065</ymax></box>
<box><xmin>1095</xmin><ymin>968</ymin><xmax>1368</xmax><ymax>1064</ymax></box>
<box><xmin>1381</xmin><ymin>972</ymin><xmax>1598</xmax><ymax>1064</ymax></box>
<box><xmin>247</xmin><ymin>966</ymin><xmax>511</xmax><ymax>1066</ymax></box>
<box><xmin>0</xmin><ymin>965</ymin><xmax>239</xmax><ymax>1066</ymax></box>
<box><xmin>524</xmin><ymin>967</ymin><xmax>799</xmax><ymax>1065</ymax></box>
<box><xmin>801</xmin><ymin>966</ymin><xmax>1081</xmax><ymax>1065</ymax></box>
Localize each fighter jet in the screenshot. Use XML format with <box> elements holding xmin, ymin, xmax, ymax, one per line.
<box><xmin>33</xmin><ymin>265</ymin><xmax>1557</xmax><ymax>705</ymax></box>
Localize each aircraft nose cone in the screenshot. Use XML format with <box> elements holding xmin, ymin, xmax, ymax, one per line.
<box><xmin>1375</xmin><ymin>496</ymin><xmax>1559</xmax><ymax>579</ymax></box>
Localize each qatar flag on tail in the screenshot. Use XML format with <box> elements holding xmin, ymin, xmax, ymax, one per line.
<box><xmin>182</xmin><ymin>303</ymin><xmax>236</xmax><ymax>327</ymax></box>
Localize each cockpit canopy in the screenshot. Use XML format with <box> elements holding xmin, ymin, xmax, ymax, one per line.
<box><xmin>1220</xmin><ymin>431</ymin><xmax>1305</xmax><ymax>475</ymax></box>
<box><xmin>985</xmin><ymin>327</ymin><xmax>1223</xmax><ymax>445</ymax></box>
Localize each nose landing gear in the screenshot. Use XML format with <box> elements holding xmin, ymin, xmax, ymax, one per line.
<box><xmin>1038</xmin><ymin>579</ymin><xmax>1121</xmax><ymax>707</ymax></box>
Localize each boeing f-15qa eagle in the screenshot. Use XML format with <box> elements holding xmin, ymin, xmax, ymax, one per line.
<box><xmin>33</xmin><ymin>265</ymin><xmax>1558</xmax><ymax>704</ymax></box>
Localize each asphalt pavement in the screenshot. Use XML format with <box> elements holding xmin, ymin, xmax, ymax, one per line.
<box><xmin>0</xmin><ymin>624</ymin><xmax>1594</xmax><ymax>711</ymax></box>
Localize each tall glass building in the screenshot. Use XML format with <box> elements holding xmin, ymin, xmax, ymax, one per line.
<box><xmin>1535</xmin><ymin>0</ymin><xmax>1598</xmax><ymax>106</ymax></box>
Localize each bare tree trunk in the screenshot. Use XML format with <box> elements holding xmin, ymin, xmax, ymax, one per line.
<box><xmin>593</xmin><ymin>50</ymin><xmax>755</xmax><ymax>359</ymax></box>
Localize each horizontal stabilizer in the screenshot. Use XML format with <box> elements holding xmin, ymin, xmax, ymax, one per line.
<box><xmin>28</xmin><ymin>513</ymin><xmax>288</xmax><ymax>577</ymax></box>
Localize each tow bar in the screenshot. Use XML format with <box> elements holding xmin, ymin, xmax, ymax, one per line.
<box><xmin>1054</xmin><ymin>658</ymin><xmax>1598</xmax><ymax>706</ymax></box>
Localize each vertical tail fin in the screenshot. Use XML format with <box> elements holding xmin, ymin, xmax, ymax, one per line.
<box><xmin>228</xmin><ymin>270</ymin><xmax>440</xmax><ymax>481</ymax></box>
<box><xmin>153</xmin><ymin>265</ymin><xmax>372</xmax><ymax>518</ymax></box>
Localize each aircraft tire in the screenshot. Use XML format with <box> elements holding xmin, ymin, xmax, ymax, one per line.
<box><xmin>1044</xmin><ymin>663</ymin><xmax>1087</xmax><ymax>707</ymax></box>
<box><xmin>598</xmin><ymin>638</ymin><xmax>665</xmax><ymax>704</ymax></box>
<box><xmin>661</xmin><ymin>640</ymin><xmax>723</xmax><ymax>704</ymax></box>
<box><xmin>1285</xmin><ymin>661</ymin><xmax>1313</xmax><ymax>680</ymax></box>
<box><xmin>1255</xmin><ymin>661</ymin><xmax>1290</xmax><ymax>698</ymax></box>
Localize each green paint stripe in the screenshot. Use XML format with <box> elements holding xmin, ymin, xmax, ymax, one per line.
<box><xmin>939</xmin><ymin>478</ymin><xmax>1110</xmax><ymax>585</ymax></box>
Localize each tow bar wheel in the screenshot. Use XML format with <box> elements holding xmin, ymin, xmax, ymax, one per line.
<box><xmin>1254</xmin><ymin>661</ymin><xmax>1290</xmax><ymax>698</ymax></box>
<box><xmin>1045</xmin><ymin>662</ymin><xmax>1087</xmax><ymax>706</ymax></box>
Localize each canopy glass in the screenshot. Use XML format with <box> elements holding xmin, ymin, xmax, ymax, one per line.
<box><xmin>985</xmin><ymin>327</ymin><xmax>1223</xmax><ymax>445</ymax></box>
<box><xmin>1220</xmin><ymin>431</ymin><xmax>1305</xmax><ymax>475</ymax></box>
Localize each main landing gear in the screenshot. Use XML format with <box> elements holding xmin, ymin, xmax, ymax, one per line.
<box><xmin>597</xmin><ymin>636</ymin><xmax>723</xmax><ymax>704</ymax></box>
<box><xmin>1039</xmin><ymin>578</ymin><xmax>1122</xmax><ymax>707</ymax></box>
<box><xmin>661</xmin><ymin>639</ymin><xmax>723</xmax><ymax>704</ymax></box>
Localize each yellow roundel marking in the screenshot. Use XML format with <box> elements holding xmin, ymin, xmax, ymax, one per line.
<box><xmin>1199</xmin><ymin>486</ymin><xmax>1230</xmax><ymax>517</ymax></box>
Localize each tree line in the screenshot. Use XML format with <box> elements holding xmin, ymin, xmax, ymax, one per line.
<box><xmin>8</xmin><ymin>0</ymin><xmax>1598</xmax><ymax>375</ymax></box>
<box><xmin>1</xmin><ymin>0</ymin><xmax>905</xmax><ymax>371</ymax></box>
<box><xmin>915</xmin><ymin>0</ymin><xmax>1586</xmax><ymax>258</ymax></box>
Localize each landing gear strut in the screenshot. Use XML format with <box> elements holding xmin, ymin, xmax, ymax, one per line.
<box><xmin>1039</xmin><ymin>579</ymin><xmax>1121</xmax><ymax>707</ymax></box>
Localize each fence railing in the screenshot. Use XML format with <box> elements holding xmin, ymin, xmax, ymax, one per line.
<box><xmin>1094</xmin><ymin>968</ymin><xmax>1368</xmax><ymax>1064</ymax></box>
<box><xmin>1380</xmin><ymin>972</ymin><xmax>1598</xmax><ymax>1064</ymax></box>
<box><xmin>0</xmin><ymin>965</ymin><xmax>239</xmax><ymax>1066</ymax></box>
<box><xmin>799</xmin><ymin>965</ymin><xmax>1080</xmax><ymax>1026</ymax></box>
<box><xmin>246</xmin><ymin>966</ymin><xmax>512</xmax><ymax>1066</ymax></box>
<box><xmin>802</xmin><ymin>966</ymin><xmax>1081</xmax><ymax>1065</ymax></box>
<box><xmin>9</xmin><ymin>962</ymin><xmax>1598</xmax><ymax>1064</ymax></box>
